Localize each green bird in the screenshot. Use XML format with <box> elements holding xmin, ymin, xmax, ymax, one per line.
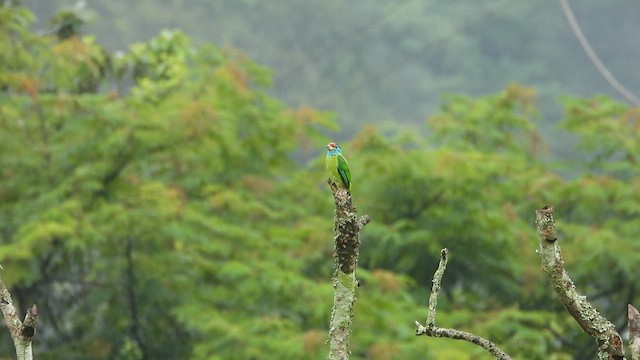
<box><xmin>326</xmin><ymin>142</ymin><xmax>351</xmax><ymax>191</ymax></box>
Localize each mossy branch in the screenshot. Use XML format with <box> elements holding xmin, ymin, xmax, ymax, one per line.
<box><xmin>535</xmin><ymin>206</ymin><xmax>625</xmax><ymax>360</ymax></box>
<box><xmin>327</xmin><ymin>183</ymin><xmax>370</xmax><ymax>360</ymax></box>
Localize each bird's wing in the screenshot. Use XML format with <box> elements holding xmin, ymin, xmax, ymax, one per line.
<box><xmin>337</xmin><ymin>154</ymin><xmax>351</xmax><ymax>190</ymax></box>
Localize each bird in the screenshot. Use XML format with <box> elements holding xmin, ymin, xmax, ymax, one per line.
<box><xmin>326</xmin><ymin>142</ymin><xmax>351</xmax><ymax>192</ymax></box>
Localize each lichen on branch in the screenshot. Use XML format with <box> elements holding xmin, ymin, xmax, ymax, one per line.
<box><xmin>327</xmin><ymin>183</ymin><xmax>370</xmax><ymax>360</ymax></box>
<box><xmin>535</xmin><ymin>206</ymin><xmax>625</xmax><ymax>360</ymax></box>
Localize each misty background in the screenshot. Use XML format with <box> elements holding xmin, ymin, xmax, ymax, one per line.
<box><xmin>25</xmin><ymin>0</ymin><xmax>640</xmax><ymax>156</ymax></box>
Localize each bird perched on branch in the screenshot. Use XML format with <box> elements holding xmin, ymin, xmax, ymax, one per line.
<box><xmin>326</xmin><ymin>142</ymin><xmax>351</xmax><ymax>192</ymax></box>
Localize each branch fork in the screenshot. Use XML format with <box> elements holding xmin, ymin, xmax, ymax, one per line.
<box><xmin>0</xmin><ymin>273</ymin><xmax>38</xmax><ymax>360</ymax></box>
<box><xmin>414</xmin><ymin>249</ymin><xmax>512</xmax><ymax>360</ymax></box>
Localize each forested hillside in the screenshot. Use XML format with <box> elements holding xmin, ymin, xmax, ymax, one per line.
<box><xmin>2</xmin><ymin>3</ymin><xmax>640</xmax><ymax>359</ymax></box>
<box><xmin>25</xmin><ymin>1</ymin><xmax>640</xmax><ymax>145</ymax></box>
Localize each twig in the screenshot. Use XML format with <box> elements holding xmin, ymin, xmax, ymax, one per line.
<box><xmin>415</xmin><ymin>249</ymin><xmax>512</xmax><ymax>360</ymax></box>
<box><xmin>327</xmin><ymin>184</ymin><xmax>370</xmax><ymax>360</ymax></box>
<box><xmin>629</xmin><ymin>304</ymin><xmax>640</xmax><ymax>360</ymax></box>
<box><xmin>0</xmin><ymin>272</ymin><xmax>38</xmax><ymax>360</ymax></box>
<box><xmin>426</xmin><ymin>249</ymin><xmax>447</xmax><ymax>329</ymax></box>
<box><xmin>535</xmin><ymin>206</ymin><xmax>625</xmax><ymax>360</ymax></box>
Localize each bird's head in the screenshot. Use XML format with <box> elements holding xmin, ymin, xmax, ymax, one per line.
<box><xmin>326</xmin><ymin>142</ymin><xmax>340</xmax><ymax>152</ymax></box>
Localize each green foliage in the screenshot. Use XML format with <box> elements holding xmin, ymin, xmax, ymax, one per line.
<box><xmin>46</xmin><ymin>2</ymin><xmax>95</xmax><ymax>40</ymax></box>
<box><xmin>561</xmin><ymin>95</ymin><xmax>640</xmax><ymax>174</ymax></box>
<box><xmin>344</xmin><ymin>84</ymin><xmax>639</xmax><ymax>358</ymax></box>
<box><xmin>354</xmin><ymin>85</ymin><xmax>547</xmax><ymax>306</ymax></box>
<box><xmin>2</xmin><ymin>5</ymin><xmax>640</xmax><ymax>360</ymax></box>
<box><xmin>0</xmin><ymin>6</ymin><xmax>336</xmax><ymax>358</ymax></box>
<box><xmin>118</xmin><ymin>29</ymin><xmax>193</xmax><ymax>100</ymax></box>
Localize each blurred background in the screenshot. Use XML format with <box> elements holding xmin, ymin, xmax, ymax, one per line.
<box><xmin>1</xmin><ymin>1</ymin><xmax>639</xmax><ymax>359</ymax></box>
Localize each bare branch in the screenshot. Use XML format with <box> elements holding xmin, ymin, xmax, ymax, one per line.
<box><xmin>535</xmin><ymin>206</ymin><xmax>625</xmax><ymax>360</ymax></box>
<box><xmin>426</xmin><ymin>248</ymin><xmax>448</xmax><ymax>329</ymax></box>
<box><xmin>328</xmin><ymin>185</ymin><xmax>369</xmax><ymax>360</ymax></box>
<box><xmin>0</xmin><ymin>272</ymin><xmax>38</xmax><ymax>360</ymax></box>
<box><xmin>629</xmin><ymin>304</ymin><xmax>640</xmax><ymax>360</ymax></box>
<box><xmin>415</xmin><ymin>249</ymin><xmax>512</xmax><ymax>360</ymax></box>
